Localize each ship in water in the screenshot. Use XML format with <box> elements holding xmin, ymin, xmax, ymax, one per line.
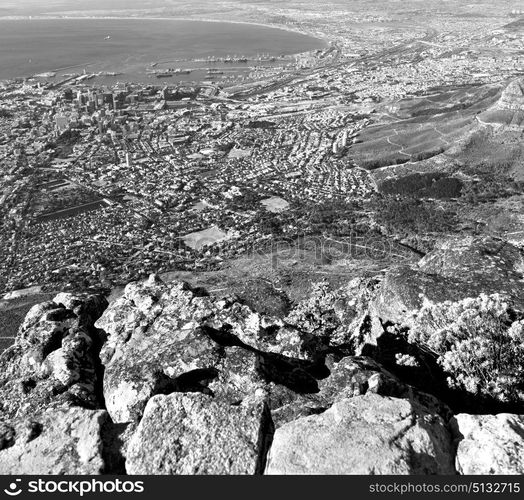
<box><xmin>34</xmin><ymin>71</ymin><xmax>56</xmax><ymax>78</ymax></box>
<box><xmin>97</xmin><ymin>71</ymin><xmax>123</xmax><ymax>77</ymax></box>
<box><xmin>149</xmin><ymin>68</ymin><xmax>192</xmax><ymax>78</ymax></box>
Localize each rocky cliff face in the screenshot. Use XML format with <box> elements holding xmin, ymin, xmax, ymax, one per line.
<box><xmin>497</xmin><ymin>79</ymin><xmax>524</xmax><ymax>112</ymax></box>
<box><xmin>479</xmin><ymin>77</ymin><xmax>524</xmax><ymax>129</ymax></box>
<box><xmin>1</xmin><ymin>236</ymin><xmax>524</xmax><ymax>475</ymax></box>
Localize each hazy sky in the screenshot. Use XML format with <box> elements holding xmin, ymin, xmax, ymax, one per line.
<box><xmin>0</xmin><ymin>0</ymin><xmax>176</xmax><ymax>15</ymax></box>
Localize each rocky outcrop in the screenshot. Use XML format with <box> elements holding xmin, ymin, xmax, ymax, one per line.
<box><xmin>266</xmin><ymin>393</ymin><xmax>456</xmax><ymax>475</ymax></box>
<box><xmin>267</xmin><ymin>354</ymin><xmax>451</xmax><ymax>428</ymax></box>
<box><xmin>286</xmin><ymin>278</ymin><xmax>380</xmax><ymax>349</ymax></box>
<box><xmin>358</xmin><ymin>237</ymin><xmax>524</xmax><ymax>413</ymax></box>
<box><xmin>371</xmin><ymin>266</ymin><xmax>467</xmax><ymax>325</ymax></box>
<box><xmin>453</xmin><ymin>414</ymin><xmax>524</xmax><ymax>474</ymax></box>
<box><xmin>126</xmin><ymin>392</ymin><xmax>273</xmax><ymax>475</ymax></box>
<box><xmin>2</xmin><ymin>265</ymin><xmax>523</xmax><ymax>475</ymax></box>
<box><xmin>495</xmin><ymin>79</ymin><xmax>524</xmax><ymax>111</ymax></box>
<box><xmin>0</xmin><ymin>407</ymin><xmax>109</xmax><ymax>474</ymax></box>
<box><xmin>372</xmin><ymin>236</ymin><xmax>524</xmax><ymax>325</ymax></box>
<box><xmin>0</xmin><ymin>292</ymin><xmax>107</xmax><ymax>419</ymax></box>
<box><xmin>95</xmin><ymin>275</ymin><xmax>329</xmax><ymax>424</ymax></box>
<box><xmin>478</xmin><ymin>78</ymin><xmax>524</xmax><ymax>129</ymax></box>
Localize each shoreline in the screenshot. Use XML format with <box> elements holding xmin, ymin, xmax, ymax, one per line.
<box><xmin>0</xmin><ymin>15</ymin><xmax>332</xmax><ymax>47</ymax></box>
<box><xmin>0</xmin><ymin>15</ymin><xmax>330</xmax><ymax>84</ymax></box>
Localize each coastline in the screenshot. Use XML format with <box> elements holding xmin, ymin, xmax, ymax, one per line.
<box><xmin>0</xmin><ymin>15</ymin><xmax>332</xmax><ymax>48</ymax></box>
<box><xmin>0</xmin><ymin>15</ymin><xmax>330</xmax><ymax>82</ymax></box>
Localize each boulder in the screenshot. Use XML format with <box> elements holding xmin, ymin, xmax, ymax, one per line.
<box><xmin>126</xmin><ymin>392</ymin><xmax>273</xmax><ymax>475</ymax></box>
<box><xmin>372</xmin><ymin>267</ymin><xmax>466</xmax><ymax>324</ymax></box>
<box><xmin>418</xmin><ymin>236</ymin><xmax>524</xmax><ymax>291</ymax></box>
<box><xmin>265</xmin><ymin>393</ymin><xmax>455</xmax><ymax>474</ymax></box>
<box><xmin>320</xmin><ymin>355</ymin><xmax>404</xmax><ymax>400</ymax></box>
<box><xmin>0</xmin><ymin>294</ymin><xmax>107</xmax><ymax>419</ymax></box>
<box><xmin>0</xmin><ymin>408</ymin><xmax>108</xmax><ymax>474</ymax></box>
<box><xmin>206</xmin><ymin>303</ymin><xmax>312</xmax><ymax>360</ymax></box>
<box><xmin>96</xmin><ymin>276</ymin><xmax>328</xmax><ymax>422</ymax></box>
<box><xmin>208</xmin><ymin>346</ymin><xmax>265</xmax><ymax>403</ymax></box>
<box><xmin>52</xmin><ymin>292</ymin><xmax>108</xmax><ymax>330</ymax></box>
<box><xmin>97</xmin><ymin>275</ymin><xmax>306</xmax><ymax>361</ymax></box>
<box><xmin>96</xmin><ymin>277</ymin><xmax>212</xmax><ymax>360</ymax></box>
<box><xmin>269</xmin><ymin>355</ymin><xmax>409</xmax><ymax>428</ymax></box>
<box><xmin>453</xmin><ymin>413</ymin><xmax>524</xmax><ymax>474</ymax></box>
<box><xmin>372</xmin><ymin>237</ymin><xmax>524</xmax><ymax>324</ymax></box>
<box><xmin>101</xmin><ymin>325</ymin><xmax>224</xmax><ymax>423</ymax></box>
<box><xmin>285</xmin><ymin>278</ymin><xmax>380</xmax><ymax>350</ymax></box>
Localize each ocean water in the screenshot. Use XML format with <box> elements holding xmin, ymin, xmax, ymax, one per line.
<box><xmin>0</xmin><ymin>18</ymin><xmax>325</xmax><ymax>83</ymax></box>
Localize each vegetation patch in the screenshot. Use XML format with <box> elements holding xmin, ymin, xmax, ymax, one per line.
<box><xmin>378</xmin><ymin>173</ymin><xmax>463</xmax><ymax>199</ymax></box>
<box><xmin>371</xmin><ymin>195</ymin><xmax>458</xmax><ymax>240</ymax></box>
<box><xmin>406</xmin><ymin>294</ymin><xmax>524</xmax><ymax>404</ymax></box>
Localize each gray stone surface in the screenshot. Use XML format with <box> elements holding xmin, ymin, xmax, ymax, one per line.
<box><xmin>372</xmin><ymin>237</ymin><xmax>524</xmax><ymax>325</ymax></box>
<box><xmin>0</xmin><ymin>408</ymin><xmax>108</xmax><ymax>474</ymax></box>
<box><xmin>454</xmin><ymin>413</ymin><xmax>524</xmax><ymax>475</ymax></box>
<box><xmin>126</xmin><ymin>392</ymin><xmax>273</xmax><ymax>475</ymax></box>
<box><xmin>266</xmin><ymin>393</ymin><xmax>455</xmax><ymax>475</ymax></box>
<box><xmin>0</xmin><ymin>294</ymin><xmax>107</xmax><ymax>419</ymax></box>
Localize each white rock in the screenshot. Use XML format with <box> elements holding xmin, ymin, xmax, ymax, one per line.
<box><xmin>265</xmin><ymin>393</ymin><xmax>455</xmax><ymax>474</ymax></box>
<box><xmin>454</xmin><ymin>413</ymin><xmax>524</xmax><ymax>474</ymax></box>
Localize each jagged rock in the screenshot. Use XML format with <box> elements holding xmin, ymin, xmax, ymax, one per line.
<box><xmin>96</xmin><ymin>277</ymin><xmax>226</xmax><ymax>422</ymax></box>
<box><xmin>268</xmin><ymin>355</ymin><xmax>401</xmax><ymax>428</ymax></box>
<box><xmin>17</xmin><ymin>303</ymin><xmax>77</xmax><ymax>365</ymax></box>
<box><xmin>265</xmin><ymin>393</ymin><xmax>455</xmax><ymax>474</ymax></box>
<box><xmin>285</xmin><ymin>278</ymin><xmax>380</xmax><ymax>350</ymax></box>
<box><xmin>0</xmin><ymin>294</ymin><xmax>107</xmax><ymax>419</ymax></box>
<box><xmin>453</xmin><ymin>414</ymin><xmax>524</xmax><ymax>474</ymax></box>
<box><xmin>40</xmin><ymin>326</ymin><xmax>99</xmax><ymax>396</ymax></box>
<box><xmin>101</xmin><ymin>324</ymin><xmax>224</xmax><ymax>423</ymax></box>
<box><xmin>0</xmin><ymin>408</ymin><xmax>108</xmax><ymax>474</ymax></box>
<box><xmin>53</xmin><ymin>292</ymin><xmax>109</xmax><ymax>330</ymax></box>
<box><xmin>372</xmin><ymin>267</ymin><xmax>469</xmax><ymax>324</ymax></box>
<box><xmin>209</xmin><ymin>346</ymin><xmax>265</xmax><ymax>403</ymax></box>
<box><xmin>228</xmin><ymin>278</ymin><xmax>291</xmax><ymax>317</ymax></box>
<box><xmin>96</xmin><ymin>276</ymin><xmax>327</xmax><ymax>422</ymax></box>
<box><xmin>497</xmin><ymin>79</ymin><xmax>524</xmax><ymax>111</ymax></box>
<box><xmin>268</xmin><ymin>354</ymin><xmax>451</xmax><ymax>428</ymax></box>
<box><xmin>96</xmin><ymin>277</ymin><xmax>209</xmax><ymax>359</ymax></box>
<box><xmin>479</xmin><ymin>78</ymin><xmax>524</xmax><ymax>129</ymax></box>
<box><xmin>372</xmin><ymin>237</ymin><xmax>524</xmax><ymax>324</ymax></box>
<box><xmin>99</xmin><ymin>275</ymin><xmax>301</xmax><ymax>360</ymax></box>
<box><xmin>206</xmin><ymin>303</ymin><xmax>312</xmax><ymax>360</ymax></box>
<box><xmin>267</xmin><ymin>386</ymin><xmax>327</xmax><ymax>428</ymax></box>
<box><xmin>126</xmin><ymin>392</ymin><xmax>273</xmax><ymax>475</ymax></box>
<box><xmin>319</xmin><ymin>355</ymin><xmax>404</xmax><ymax>400</ymax></box>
